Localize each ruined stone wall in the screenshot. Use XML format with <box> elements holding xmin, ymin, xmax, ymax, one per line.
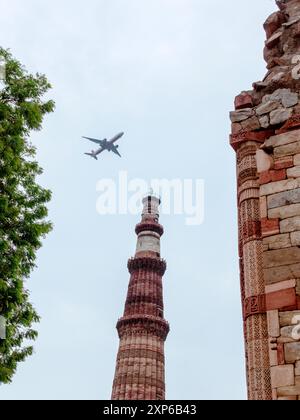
<box><xmin>258</xmin><ymin>129</ymin><xmax>300</xmax><ymax>400</ymax></box>
<box><xmin>230</xmin><ymin>0</ymin><xmax>300</xmax><ymax>400</ymax></box>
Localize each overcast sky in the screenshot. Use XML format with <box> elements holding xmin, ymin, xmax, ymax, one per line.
<box><xmin>1</xmin><ymin>0</ymin><xmax>275</xmax><ymax>400</ymax></box>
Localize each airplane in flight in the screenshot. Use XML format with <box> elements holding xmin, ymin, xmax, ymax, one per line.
<box><xmin>83</xmin><ymin>132</ymin><xmax>124</xmax><ymax>160</ymax></box>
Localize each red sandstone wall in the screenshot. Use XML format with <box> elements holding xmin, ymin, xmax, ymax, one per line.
<box><xmin>258</xmin><ymin>130</ymin><xmax>300</xmax><ymax>399</ymax></box>
<box><xmin>230</xmin><ymin>0</ymin><xmax>300</xmax><ymax>400</ymax></box>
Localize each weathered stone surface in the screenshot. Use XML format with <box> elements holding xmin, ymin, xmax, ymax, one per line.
<box><xmin>256</xmin><ymin>101</ymin><xmax>280</xmax><ymax>115</ymax></box>
<box><xmin>259</xmin><ymin>115</ymin><xmax>270</xmax><ymax>129</ymax></box>
<box><xmin>281</xmin><ymin>91</ymin><xmax>299</xmax><ymax>108</ymax></box>
<box><xmin>277</xmin><ymin>336</ymin><xmax>297</xmax><ymax>344</ymax></box>
<box><xmin>241</xmin><ymin>115</ymin><xmax>261</xmax><ymax>131</ymax></box>
<box><xmin>272</xmin><ymin>388</ymin><xmax>278</xmax><ymax>400</ymax></box>
<box><xmin>277</xmin><ymin>377</ymin><xmax>300</xmax><ymax>397</ymax></box>
<box><xmin>269</xmin><ymin>347</ymin><xmax>279</xmax><ymax>367</ymax></box>
<box><xmin>278</xmin><ymin>341</ymin><xmax>286</xmax><ymax>367</ymax></box>
<box><xmin>285</xmin><ymin>343</ymin><xmax>300</xmax><ymax>363</ymax></box>
<box><xmin>263</xmin><ymin>233</ymin><xmax>291</xmax><ymax>249</ymax></box>
<box><xmin>270</xmin><ymin>108</ymin><xmax>293</xmax><ymax>125</ymax></box>
<box><xmin>274</xmin><ymin>141</ymin><xmax>300</xmax><ymax>158</ymax></box>
<box><xmin>260</xmin><ymin>169</ymin><xmax>286</xmax><ymax>185</ymax></box>
<box><xmin>230</xmin><ymin>129</ymin><xmax>274</xmax><ymax>151</ymax></box>
<box><xmin>266</xmin><ymin>280</ymin><xmax>296</xmax><ymax>294</ymax></box>
<box><xmin>279</xmin><ymin>114</ymin><xmax>300</xmax><ymax>134</ymax></box>
<box><xmin>268</xmin><ymin>189</ymin><xmax>300</xmax><ymax>209</ymax></box>
<box><xmin>234</xmin><ymin>92</ymin><xmax>253</xmax><ymax>110</ymax></box>
<box><xmin>230</xmin><ymin>108</ymin><xmax>253</xmax><ymax>123</ymax></box>
<box><xmin>279</xmin><ymin>311</ymin><xmax>300</xmax><ymax>327</ymax></box>
<box><xmin>284</xmin><ymin>96</ymin><xmax>299</xmax><ymax>109</ymax></box>
<box><xmin>256</xmin><ymin>149</ymin><xmax>274</xmax><ymax>173</ymax></box>
<box><xmin>261</xmin><ymin>178</ymin><xmax>300</xmax><ymax>197</ymax></box>
<box><xmin>266</xmin><ymin>31</ymin><xmax>283</xmax><ymax>49</ymax></box>
<box><xmin>283</xmin><ymin>16</ymin><xmax>300</xmax><ymax>28</ymax></box>
<box><xmin>285</xmin><ymin>0</ymin><xmax>300</xmax><ymax>17</ymax></box>
<box><xmin>264</xmin><ymin>11</ymin><xmax>286</xmax><ymax>38</ymax></box>
<box><xmin>281</xmin><ymin>325</ymin><xmax>300</xmax><ymax>340</ymax></box>
<box><xmin>264</xmin><ymin>264</ymin><xmax>300</xmax><ymax>285</ymax></box>
<box><xmin>280</xmin><ymin>216</ymin><xmax>300</xmax><ymax>233</ymax></box>
<box><xmin>263</xmin><ymin>45</ymin><xmax>281</xmax><ymax>67</ymax></box>
<box><xmin>287</xmin><ymin>166</ymin><xmax>300</xmax><ymax>178</ymax></box>
<box><xmin>270</xmin><ymin>71</ymin><xmax>285</xmax><ymax>84</ymax></box>
<box><xmin>274</xmin><ymin>156</ymin><xmax>294</xmax><ymax>170</ymax></box>
<box><xmin>231</xmin><ymin>122</ymin><xmax>242</xmax><ymax>134</ymax></box>
<box><xmin>263</xmin><ymin>247</ymin><xmax>300</xmax><ymax>268</ymax></box>
<box><xmin>264</xmin><ymin>129</ymin><xmax>300</xmax><ymax>148</ymax></box>
<box><xmin>260</xmin><ymin>196</ymin><xmax>268</xmax><ymax>219</ymax></box>
<box><xmin>268</xmin><ymin>203</ymin><xmax>300</xmax><ymax>219</ymax></box>
<box><xmin>294</xmin><ymin>154</ymin><xmax>300</xmax><ymax>166</ymax></box>
<box><xmin>291</xmin><ymin>231</ymin><xmax>300</xmax><ymax>246</ymax></box>
<box><xmin>268</xmin><ymin>310</ymin><xmax>280</xmax><ymax>337</ymax></box>
<box><xmin>266</xmin><ymin>288</ymin><xmax>297</xmax><ymax>311</ymax></box>
<box><xmin>295</xmin><ymin>361</ymin><xmax>300</xmax><ymax>376</ymax></box>
<box><xmin>264</xmin><ymin>89</ymin><xmax>299</xmax><ymax>108</ymax></box>
<box><xmin>293</xmin><ymin>20</ymin><xmax>300</xmax><ymax>38</ymax></box>
<box><xmin>296</xmin><ymin>280</ymin><xmax>300</xmax><ymax>296</ymax></box>
<box><xmin>286</xmin><ymin>161</ymin><xmax>299</xmax><ymax>178</ymax></box>
<box><xmin>261</xmin><ymin>217</ymin><xmax>280</xmax><ymax>237</ymax></box>
<box><xmin>253</xmin><ymin>81</ymin><xmax>268</xmax><ymax>90</ymax></box>
<box><xmin>293</xmin><ymin>103</ymin><xmax>300</xmax><ymax>115</ymax></box>
<box><xmin>271</xmin><ymin>365</ymin><xmax>295</xmax><ymax>388</ymax></box>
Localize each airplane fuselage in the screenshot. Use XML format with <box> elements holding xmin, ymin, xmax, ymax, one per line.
<box><xmin>83</xmin><ymin>132</ymin><xmax>124</xmax><ymax>160</ymax></box>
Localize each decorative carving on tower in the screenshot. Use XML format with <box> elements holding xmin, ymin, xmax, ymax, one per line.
<box><xmin>111</xmin><ymin>194</ymin><xmax>169</xmax><ymax>400</ymax></box>
<box><xmin>230</xmin><ymin>0</ymin><xmax>300</xmax><ymax>400</ymax></box>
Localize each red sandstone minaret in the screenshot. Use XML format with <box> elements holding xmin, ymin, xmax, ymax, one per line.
<box><xmin>111</xmin><ymin>194</ymin><xmax>169</xmax><ymax>400</ymax></box>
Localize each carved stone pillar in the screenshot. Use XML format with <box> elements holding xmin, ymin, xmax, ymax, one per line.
<box><xmin>233</xmin><ymin>136</ymin><xmax>272</xmax><ymax>400</ymax></box>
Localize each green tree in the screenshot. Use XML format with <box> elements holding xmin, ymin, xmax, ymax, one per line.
<box><xmin>0</xmin><ymin>47</ymin><xmax>54</xmax><ymax>383</ymax></box>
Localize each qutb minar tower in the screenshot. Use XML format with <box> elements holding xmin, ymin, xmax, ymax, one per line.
<box><xmin>111</xmin><ymin>194</ymin><xmax>169</xmax><ymax>400</ymax></box>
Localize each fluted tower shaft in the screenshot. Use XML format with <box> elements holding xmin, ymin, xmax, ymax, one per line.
<box><xmin>111</xmin><ymin>195</ymin><xmax>169</xmax><ymax>400</ymax></box>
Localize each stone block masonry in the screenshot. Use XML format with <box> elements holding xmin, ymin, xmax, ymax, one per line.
<box><xmin>230</xmin><ymin>0</ymin><xmax>300</xmax><ymax>400</ymax></box>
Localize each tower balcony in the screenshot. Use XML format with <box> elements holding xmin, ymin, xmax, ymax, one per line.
<box><xmin>116</xmin><ymin>314</ymin><xmax>170</xmax><ymax>340</ymax></box>
<box><xmin>127</xmin><ymin>256</ymin><xmax>167</xmax><ymax>276</ymax></box>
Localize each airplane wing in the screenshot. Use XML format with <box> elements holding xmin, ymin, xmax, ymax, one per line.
<box><xmin>82</xmin><ymin>136</ymin><xmax>105</xmax><ymax>145</ymax></box>
<box><xmin>111</xmin><ymin>146</ymin><xmax>121</xmax><ymax>157</ymax></box>
<box><xmin>84</xmin><ymin>147</ymin><xmax>105</xmax><ymax>159</ymax></box>
<box><xmin>85</xmin><ymin>152</ymin><xmax>98</xmax><ymax>160</ymax></box>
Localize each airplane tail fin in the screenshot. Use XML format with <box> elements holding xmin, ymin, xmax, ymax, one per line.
<box><xmin>84</xmin><ymin>153</ymin><xmax>98</xmax><ymax>160</ymax></box>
